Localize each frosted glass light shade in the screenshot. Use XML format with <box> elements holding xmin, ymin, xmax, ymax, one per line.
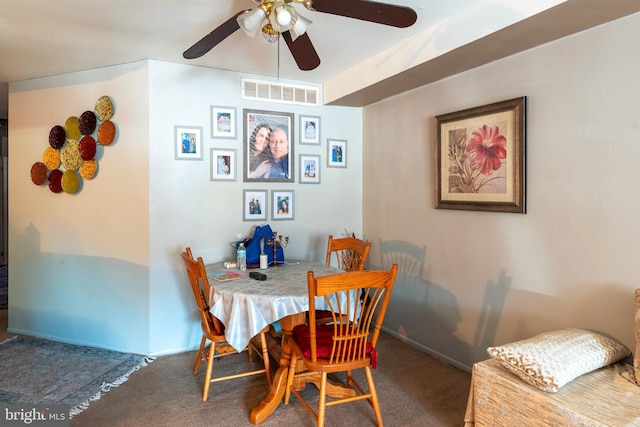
<box><xmin>288</xmin><ymin>13</ymin><xmax>311</xmax><ymax>41</ymax></box>
<box><xmin>237</xmin><ymin>8</ymin><xmax>267</xmax><ymax>38</ymax></box>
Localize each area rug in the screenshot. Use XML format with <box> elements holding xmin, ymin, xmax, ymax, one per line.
<box><xmin>0</xmin><ymin>265</ymin><xmax>7</xmax><ymax>310</ymax></box>
<box><xmin>0</xmin><ymin>336</ymin><xmax>154</xmax><ymax>418</ymax></box>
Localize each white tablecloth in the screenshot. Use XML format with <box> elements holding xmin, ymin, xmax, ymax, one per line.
<box><xmin>206</xmin><ymin>261</ymin><xmax>339</xmax><ymax>352</ymax></box>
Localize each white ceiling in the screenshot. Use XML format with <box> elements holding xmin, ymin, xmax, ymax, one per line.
<box><xmin>1</xmin><ymin>0</ymin><xmax>640</xmax><ymax>118</ymax></box>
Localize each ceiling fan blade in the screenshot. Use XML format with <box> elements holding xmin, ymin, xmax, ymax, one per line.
<box><xmin>283</xmin><ymin>32</ymin><xmax>321</xmax><ymax>71</ymax></box>
<box><xmin>183</xmin><ymin>10</ymin><xmax>250</xmax><ymax>59</ymax></box>
<box><xmin>309</xmin><ymin>0</ymin><xmax>417</xmax><ymax>28</ymax></box>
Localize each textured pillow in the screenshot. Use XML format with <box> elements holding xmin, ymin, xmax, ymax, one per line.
<box><xmin>487</xmin><ymin>328</ymin><xmax>630</xmax><ymax>392</ymax></box>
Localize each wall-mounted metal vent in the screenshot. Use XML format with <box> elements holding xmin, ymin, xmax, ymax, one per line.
<box><xmin>241</xmin><ymin>78</ymin><xmax>320</xmax><ymax>106</ymax></box>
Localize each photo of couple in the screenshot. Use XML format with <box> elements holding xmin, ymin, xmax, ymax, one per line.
<box><xmin>244</xmin><ymin>110</ymin><xmax>294</xmax><ymax>182</ymax></box>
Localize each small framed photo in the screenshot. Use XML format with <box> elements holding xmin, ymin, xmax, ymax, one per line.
<box><xmin>211</xmin><ymin>105</ymin><xmax>237</xmax><ymax>139</ymax></box>
<box><xmin>327</xmin><ymin>139</ymin><xmax>347</xmax><ymax>168</ymax></box>
<box><xmin>211</xmin><ymin>148</ymin><xmax>236</xmax><ymax>181</ymax></box>
<box><xmin>243</xmin><ymin>190</ymin><xmax>268</xmax><ymax>221</ymax></box>
<box><xmin>272</xmin><ymin>190</ymin><xmax>294</xmax><ymax>221</ymax></box>
<box><xmin>299</xmin><ymin>115</ymin><xmax>320</xmax><ymax>145</ymax></box>
<box><xmin>299</xmin><ymin>154</ymin><xmax>321</xmax><ymax>184</ymax></box>
<box><xmin>175</xmin><ymin>125</ymin><xmax>203</xmax><ymax>160</ymax></box>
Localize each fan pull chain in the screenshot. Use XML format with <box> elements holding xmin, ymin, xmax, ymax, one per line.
<box><xmin>277</xmin><ymin>35</ymin><xmax>281</xmax><ymax>80</ymax></box>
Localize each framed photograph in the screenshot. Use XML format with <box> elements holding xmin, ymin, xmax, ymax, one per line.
<box><xmin>243</xmin><ymin>109</ymin><xmax>295</xmax><ymax>183</ymax></box>
<box><xmin>210</xmin><ymin>148</ymin><xmax>236</xmax><ymax>181</ymax></box>
<box><xmin>272</xmin><ymin>190</ymin><xmax>294</xmax><ymax>221</ymax></box>
<box><xmin>299</xmin><ymin>115</ymin><xmax>321</xmax><ymax>145</ymax></box>
<box><xmin>174</xmin><ymin>125</ymin><xmax>203</xmax><ymax>160</ymax></box>
<box><xmin>435</xmin><ymin>96</ymin><xmax>526</xmax><ymax>213</ymax></box>
<box><xmin>211</xmin><ymin>105</ymin><xmax>237</xmax><ymax>139</ymax></box>
<box><xmin>299</xmin><ymin>154</ymin><xmax>321</xmax><ymax>184</ymax></box>
<box><xmin>327</xmin><ymin>139</ymin><xmax>347</xmax><ymax>168</ymax></box>
<box><xmin>243</xmin><ymin>190</ymin><xmax>268</xmax><ymax>221</ymax></box>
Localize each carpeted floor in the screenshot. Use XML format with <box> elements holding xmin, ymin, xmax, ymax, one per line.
<box><xmin>71</xmin><ymin>332</ymin><xmax>472</xmax><ymax>426</ymax></box>
<box><xmin>0</xmin><ymin>335</ymin><xmax>153</xmax><ymax>418</ymax></box>
<box><xmin>0</xmin><ymin>306</ymin><xmax>472</xmax><ymax>425</ymax></box>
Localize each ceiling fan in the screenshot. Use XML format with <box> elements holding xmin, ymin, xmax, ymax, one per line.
<box><xmin>183</xmin><ymin>0</ymin><xmax>417</xmax><ymax>71</ymax></box>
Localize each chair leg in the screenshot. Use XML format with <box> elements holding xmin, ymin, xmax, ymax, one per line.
<box><xmin>202</xmin><ymin>341</ymin><xmax>216</xmax><ymax>401</ymax></box>
<box><xmin>247</xmin><ymin>341</ymin><xmax>254</xmax><ymax>363</ymax></box>
<box><xmin>318</xmin><ymin>372</ymin><xmax>328</xmax><ymax>427</ymax></box>
<box><xmin>193</xmin><ymin>335</ymin><xmax>207</xmax><ymax>375</ymax></box>
<box><xmin>364</xmin><ymin>366</ymin><xmax>383</xmax><ymax>426</ymax></box>
<box><xmin>259</xmin><ymin>332</ymin><xmax>272</xmax><ymax>386</ymax></box>
<box><xmin>345</xmin><ymin>369</ymin><xmax>353</xmax><ymax>386</ymax></box>
<box><xmin>284</xmin><ymin>355</ymin><xmax>297</xmax><ymax>404</ymax></box>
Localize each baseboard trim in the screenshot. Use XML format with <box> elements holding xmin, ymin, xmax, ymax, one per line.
<box><xmin>381</xmin><ymin>327</ymin><xmax>472</xmax><ymax>373</ymax></box>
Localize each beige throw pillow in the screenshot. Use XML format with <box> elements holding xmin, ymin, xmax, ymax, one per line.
<box><xmin>487</xmin><ymin>328</ymin><xmax>630</xmax><ymax>392</ymax></box>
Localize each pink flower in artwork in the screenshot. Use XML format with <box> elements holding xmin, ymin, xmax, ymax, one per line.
<box><xmin>466</xmin><ymin>124</ymin><xmax>507</xmax><ymax>176</ymax></box>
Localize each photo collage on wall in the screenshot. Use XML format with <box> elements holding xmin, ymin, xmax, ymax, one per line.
<box><xmin>178</xmin><ymin>101</ymin><xmax>349</xmax><ymax>221</ymax></box>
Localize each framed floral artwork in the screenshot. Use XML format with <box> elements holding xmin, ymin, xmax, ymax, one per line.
<box><xmin>243</xmin><ymin>190</ymin><xmax>267</xmax><ymax>221</ymax></box>
<box><xmin>174</xmin><ymin>125</ymin><xmax>203</xmax><ymax>160</ymax></box>
<box><xmin>327</xmin><ymin>139</ymin><xmax>347</xmax><ymax>168</ymax></box>
<box><xmin>272</xmin><ymin>190</ymin><xmax>294</xmax><ymax>221</ymax></box>
<box><xmin>299</xmin><ymin>154</ymin><xmax>320</xmax><ymax>184</ymax></box>
<box><xmin>299</xmin><ymin>115</ymin><xmax>320</xmax><ymax>145</ymax></box>
<box><xmin>435</xmin><ymin>96</ymin><xmax>526</xmax><ymax>213</ymax></box>
<box><xmin>210</xmin><ymin>105</ymin><xmax>237</xmax><ymax>139</ymax></box>
<box><xmin>243</xmin><ymin>109</ymin><xmax>294</xmax><ymax>183</ymax></box>
<box><xmin>210</xmin><ymin>148</ymin><xmax>236</xmax><ymax>181</ymax></box>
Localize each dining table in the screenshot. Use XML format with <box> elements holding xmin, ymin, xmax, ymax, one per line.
<box><xmin>205</xmin><ymin>260</ymin><xmax>356</xmax><ymax>425</ymax></box>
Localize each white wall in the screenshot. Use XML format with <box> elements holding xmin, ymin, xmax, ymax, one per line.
<box><xmin>8</xmin><ymin>60</ymin><xmax>363</xmax><ymax>356</ymax></box>
<box><xmin>146</xmin><ymin>61</ymin><xmax>363</xmax><ymax>355</ymax></box>
<box><xmin>364</xmin><ymin>12</ymin><xmax>640</xmax><ymax>371</ymax></box>
<box><xmin>8</xmin><ymin>62</ymin><xmax>151</xmax><ymax>353</ymax></box>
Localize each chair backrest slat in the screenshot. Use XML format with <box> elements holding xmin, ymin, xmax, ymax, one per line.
<box><xmin>307</xmin><ymin>265</ymin><xmax>398</xmax><ymax>364</ymax></box>
<box><xmin>181</xmin><ymin>249</ymin><xmax>224</xmax><ymax>336</ymax></box>
<box><xmin>325</xmin><ymin>235</ymin><xmax>371</xmax><ymax>272</ymax></box>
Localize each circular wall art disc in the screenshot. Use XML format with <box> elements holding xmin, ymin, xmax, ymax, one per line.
<box><xmin>48</xmin><ymin>125</ymin><xmax>66</xmax><ymax>149</ymax></box>
<box><xmin>48</xmin><ymin>169</ymin><xmax>63</xmax><ymax>193</ymax></box>
<box><xmin>61</xmin><ymin>169</ymin><xmax>79</xmax><ymax>194</ymax></box>
<box><xmin>79</xmin><ymin>111</ymin><xmax>97</xmax><ymax>135</ymax></box>
<box><xmin>64</xmin><ymin>116</ymin><xmax>81</xmax><ymax>140</ymax></box>
<box><xmin>31</xmin><ymin>162</ymin><xmax>48</xmax><ymax>185</ymax></box>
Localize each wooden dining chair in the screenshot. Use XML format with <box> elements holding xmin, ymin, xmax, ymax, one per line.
<box><xmin>285</xmin><ymin>264</ymin><xmax>399</xmax><ymax>427</ymax></box>
<box><xmin>181</xmin><ymin>248</ymin><xmax>272</xmax><ymax>401</ymax></box>
<box><xmin>325</xmin><ymin>234</ymin><xmax>371</xmax><ymax>272</ymax></box>
<box><xmin>315</xmin><ymin>235</ymin><xmax>373</xmax><ymax>325</ymax></box>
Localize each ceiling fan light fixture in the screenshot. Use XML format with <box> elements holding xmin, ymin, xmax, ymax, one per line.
<box><xmin>276</xmin><ymin>7</ymin><xmax>291</xmax><ymax>26</ymax></box>
<box><xmin>261</xmin><ymin>23</ymin><xmax>279</xmax><ymax>43</ymax></box>
<box><xmin>269</xmin><ymin>1</ymin><xmax>296</xmax><ymax>33</ymax></box>
<box><xmin>237</xmin><ymin>7</ymin><xmax>268</xmax><ymax>38</ymax></box>
<box><xmin>288</xmin><ymin>12</ymin><xmax>311</xmax><ymax>41</ymax></box>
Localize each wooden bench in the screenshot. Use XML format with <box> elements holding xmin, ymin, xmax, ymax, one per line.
<box><xmin>464</xmin><ymin>358</ymin><xmax>640</xmax><ymax>426</ymax></box>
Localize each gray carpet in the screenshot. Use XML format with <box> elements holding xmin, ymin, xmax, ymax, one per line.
<box><xmin>70</xmin><ymin>332</ymin><xmax>472</xmax><ymax>426</ymax></box>
<box><xmin>0</xmin><ymin>336</ymin><xmax>153</xmax><ymax>418</ymax></box>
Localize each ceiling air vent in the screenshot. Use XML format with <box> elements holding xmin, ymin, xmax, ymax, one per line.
<box><xmin>241</xmin><ymin>78</ymin><xmax>320</xmax><ymax>106</ymax></box>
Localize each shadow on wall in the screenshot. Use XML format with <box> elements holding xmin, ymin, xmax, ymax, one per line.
<box><xmin>473</xmin><ymin>269</ymin><xmax>511</xmax><ymax>362</ymax></box>
<box><xmin>8</xmin><ymin>222</ymin><xmax>151</xmax><ymax>353</ymax></box>
<box><xmin>376</xmin><ymin>239</ymin><xmax>512</xmax><ymax>369</ymax></box>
